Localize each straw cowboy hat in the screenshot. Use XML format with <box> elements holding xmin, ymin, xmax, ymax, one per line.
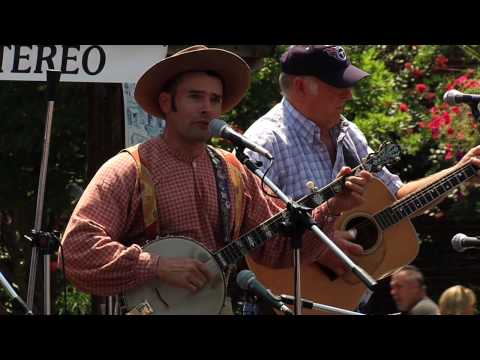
<box><xmin>134</xmin><ymin>45</ymin><xmax>251</xmax><ymax>118</ymax></box>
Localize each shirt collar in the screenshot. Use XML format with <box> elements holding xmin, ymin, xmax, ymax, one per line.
<box><xmin>282</xmin><ymin>98</ymin><xmax>351</xmax><ymax>144</ymax></box>
<box><xmin>282</xmin><ymin>98</ymin><xmax>319</xmax><ymax>144</ymax></box>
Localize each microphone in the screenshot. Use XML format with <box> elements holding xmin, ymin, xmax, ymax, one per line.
<box><xmin>236</xmin><ymin>270</ymin><xmax>293</xmax><ymax>315</ymax></box>
<box><xmin>443</xmin><ymin>90</ymin><xmax>480</xmax><ymax>106</ymax></box>
<box><xmin>451</xmin><ymin>233</ymin><xmax>480</xmax><ymax>252</ymax></box>
<box><xmin>208</xmin><ymin>119</ymin><xmax>274</xmax><ymax>160</ymax></box>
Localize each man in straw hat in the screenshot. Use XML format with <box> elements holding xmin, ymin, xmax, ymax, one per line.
<box><xmin>60</xmin><ymin>45</ymin><xmax>371</xmax><ymax>314</ymax></box>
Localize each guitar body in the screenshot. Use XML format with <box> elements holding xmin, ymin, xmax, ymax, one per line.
<box><xmin>122</xmin><ymin>236</ymin><xmax>226</xmax><ymax>315</ymax></box>
<box><xmin>246</xmin><ymin>178</ymin><xmax>419</xmax><ymax>314</ymax></box>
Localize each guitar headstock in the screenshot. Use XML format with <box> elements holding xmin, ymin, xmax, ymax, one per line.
<box><xmin>361</xmin><ymin>142</ymin><xmax>401</xmax><ymax>173</ymax></box>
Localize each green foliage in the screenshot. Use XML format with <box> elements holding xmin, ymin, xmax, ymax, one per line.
<box><xmin>55</xmin><ymin>284</ymin><xmax>91</xmax><ymax>315</ymax></box>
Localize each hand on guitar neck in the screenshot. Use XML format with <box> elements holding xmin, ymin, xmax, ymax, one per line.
<box><xmin>455</xmin><ymin>145</ymin><xmax>480</xmax><ymax>183</ymax></box>
<box><xmin>326</xmin><ymin>166</ymin><xmax>373</xmax><ymax>215</ymax></box>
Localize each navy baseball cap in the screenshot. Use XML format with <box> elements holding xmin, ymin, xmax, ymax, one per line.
<box><xmin>280</xmin><ymin>45</ymin><xmax>369</xmax><ymax>88</ymax></box>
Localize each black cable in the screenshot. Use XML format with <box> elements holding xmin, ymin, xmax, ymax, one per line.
<box><xmin>260</xmin><ymin>159</ymin><xmax>280</xmax><ymax>200</ymax></box>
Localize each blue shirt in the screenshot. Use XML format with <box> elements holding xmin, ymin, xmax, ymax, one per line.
<box><xmin>243</xmin><ymin>98</ymin><xmax>403</xmax><ymax>200</ymax></box>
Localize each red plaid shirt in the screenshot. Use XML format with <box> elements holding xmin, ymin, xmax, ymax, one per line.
<box><xmin>60</xmin><ymin>137</ymin><xmax>335</xmax><ymax>296</ymax></box>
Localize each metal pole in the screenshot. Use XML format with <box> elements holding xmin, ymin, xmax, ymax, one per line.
<box><xmin>26</xmin><ymin>70</ymin><xmax>61</xmax><ymax>315</ymax></box>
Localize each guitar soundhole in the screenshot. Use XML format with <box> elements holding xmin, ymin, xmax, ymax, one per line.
<box><xmin>345</xmin><ymin>216</ymin><xmax>378</xmax><ymax>252</ymax></box>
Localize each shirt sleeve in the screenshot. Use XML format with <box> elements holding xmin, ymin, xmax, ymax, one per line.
<box><xmin>237</xmin><ymin>163</ymin><xmax>334</xmax><ymax>268</ymax></box>
<box><xmin>58</xmin><ymin>153</ymin><xmax>158</xmax><ymax>296</ymax></box>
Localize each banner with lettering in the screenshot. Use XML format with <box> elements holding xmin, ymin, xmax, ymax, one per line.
<box><xmin>0</xmin><ymin>45</ymin><xmax>168</xmax><ymax>83</ymax></box>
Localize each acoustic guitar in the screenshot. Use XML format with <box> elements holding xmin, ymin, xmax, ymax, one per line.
<box><xmin>246</xmin><ymin>161</ymin><xmax>480</xmax><ymax>314</ymax></box>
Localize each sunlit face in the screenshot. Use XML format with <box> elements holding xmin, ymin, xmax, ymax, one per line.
<box><xmin>159</xmin><ymin>72</ymin><xmax>223</xmax><ymax>144</ymax></box>
<box><xmin>302</xmin><ymin>76</ymin><xmax>353</xmax><ymax>129</ymax></box>
<box><xmin>390</xmin><ymin>272</ymin><xmax>424</xmax><ymax>312</ymax></box>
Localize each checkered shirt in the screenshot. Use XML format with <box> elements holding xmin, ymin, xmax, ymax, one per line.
<box><xmin>59</xmin><ymin>137</ymin><xmax>336</xmax><ymax>296</ymax></box>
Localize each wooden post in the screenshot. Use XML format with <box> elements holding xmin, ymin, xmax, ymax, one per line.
<box><xmin>86</xmin><ymin>82</ymin><xmax>124</xmax><ymax>314</ymax></box>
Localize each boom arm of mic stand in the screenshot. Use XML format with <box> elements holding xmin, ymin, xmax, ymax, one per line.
<box><xmin>280</xmin><ymin>295</ymin><xmax>364</xmax><ymax>315</ymax></box>
<box><xmin>235</xmin><ymin>148</ymin><xmax>377</xmax><ymax>289</ymax></box>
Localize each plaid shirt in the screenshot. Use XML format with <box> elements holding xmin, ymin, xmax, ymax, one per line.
<box><xmin>59</xmin><ymin>137</ymin><xmax>336</xmax><ymax>296</ymax></box>
<box><xmin>243</xmin><ymin>98</ymin><xmax>403</xmax><ymax>200</ymax></box>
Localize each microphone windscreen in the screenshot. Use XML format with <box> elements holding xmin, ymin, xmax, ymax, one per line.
<box><xmin>443</xmin><ymin>90</ymin><xmax>461</xmax><ymax>106</ymax></box>
<box><xmin>208</xmin><ymin>118</ymin><xmax>228</xmax><ymax>137</ymax></box>
<box><xmin>236</xmin><ymin>270</ymin><xmax>255</xmax><ymax>290</ymax></box>
<box><xmin>451</xmin><ymin>233</ymin><xmax>466</xmax><ymax>252</ymax></box>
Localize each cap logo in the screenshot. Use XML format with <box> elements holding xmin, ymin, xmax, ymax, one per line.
<box><xmin>324</xmin><ymin>46</ymin><xmax>347</xmax><ymax>61</ymax></box>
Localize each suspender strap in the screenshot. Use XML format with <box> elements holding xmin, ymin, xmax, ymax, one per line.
<box><xmin>122</xmin><ymin>144</ymin><xmax>160</xmax><ymax>240</ymax></box>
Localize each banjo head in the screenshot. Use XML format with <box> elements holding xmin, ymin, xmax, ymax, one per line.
<box><xmin>123</xmin><ymin>236</ymin><xmax>226</xmax><ymax>315</ymax></box>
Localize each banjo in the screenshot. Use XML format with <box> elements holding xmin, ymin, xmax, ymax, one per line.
<box><xmin>122</xmin><ymin>142</ymin><xmax>401</xmax><ymax>315</ymax></box>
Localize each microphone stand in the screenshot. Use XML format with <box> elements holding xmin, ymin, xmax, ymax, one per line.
<box><xmin>235</xmin><ymin>148</ymin><xmax>377</xmax><ymax>315</ymax></box>
<box><xmin>25</xmin><ymin>69</ymin><xmax>62</xmax><ymax>315</ymax></box>
<box><xmin>0</xmin><ymin>272</ymin><xmax>33</xmax><ymax>315</ymax></box>
<box><xmin>279</xmin><ymin>294</ymin><xmax>364</xmax><ymax>315</ymax></box>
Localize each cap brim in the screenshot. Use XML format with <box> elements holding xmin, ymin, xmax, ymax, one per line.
<box><xmin>134</xmin><ymin>48</ymin><xmax>251</xmax><ymax>118</ymax></box>
<box><xmin>337</xmin><ymin>65</ymin><xmax>370</xmax><ymax>88</ymax></box>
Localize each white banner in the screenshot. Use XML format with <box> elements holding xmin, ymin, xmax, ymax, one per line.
<box><xmin>0</xmin><ymin>45</ymin><xmax>168</xmax><ymax>83</ymax></box>
<box><xmin>123</xmin><ymin>83</ymin><xmax>166</xmax><ymax>147</ymax></box>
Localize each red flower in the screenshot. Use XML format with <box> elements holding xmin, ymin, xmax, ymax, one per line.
<box><xmin>413</xmin><ymin>69</ymin><xmax>424</xmax><ymax>78</ymax></box>
<box><xmin>399</xmin><ymin>103</ymin><xmax>409</xmax><ymax>112</ymax></box>
<box><xmin>435</xmin><ymin>55</ymin><xmax>448</xmax><ymax>69</ymax></box>
<box><xmin>404</xmin><ymin>62</ymin><xmax>413</xmax><ymax>71</ymax></box>
<box><xmin>426</xmin><ymin>92</ymin><xmax>436</xmax><ymax>101</ymax></box>
<box><xmin>445</xmin><ymin>144</ymin><xmax>454</xmax><ymax>161</ymax></box>
<box><xmin>457</xmin><ymin>131</ymin><xmax>465</xmax><ymax>140</ymax></box>
<box><xmin>451</xmin><ymin>106</ymin><xmax>461</xmax><ymax>114</ymax></box>
<box><xmin>443</xmin><ymin>112</ymin><xmax>452</xmax><ymax>126</ymax></box>
<box><xmin>416</xmin><ymin>83</ymin><xmax>428</xmax><ymax>93</ymax></box>
<box><xmin>447</xmin><ymin>127</ymin><xmax>455</xmax><ymax>135</ymax></box>
<box><xmin>418</xmin><ymin>121</ymin><xmax>425</xmax><ymax>128</ymax></box>
<box><xmin>428</xmin><ymin>116</ymin><xmax>442</xmax><ymax>129</ymax></box>
<box><xmin>431</xmin><ymin>128</ymin><xmax>440</xmax><ymax>139</ymax></box>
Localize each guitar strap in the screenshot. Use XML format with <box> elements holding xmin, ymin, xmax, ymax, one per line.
<box><xmin>341</xmin><ymin>135</ymin><xmax>360</xmax><ymax>169</ymax></box>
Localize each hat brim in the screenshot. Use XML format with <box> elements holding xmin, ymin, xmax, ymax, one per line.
<box><xmin>134</xmin><ymin>48</ymin><xmax>251</xmax><ymax>118</ymax></box>
<box><xmin>325</xmin><ymin>64</ymin><xmax>370</xmax><ymax>88</ymax></box>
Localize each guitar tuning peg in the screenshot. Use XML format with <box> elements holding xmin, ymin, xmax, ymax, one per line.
<box><xmin>306</xmin><ymin>181</ymin><xmax>318</xmax><ymax>192</ymax></box>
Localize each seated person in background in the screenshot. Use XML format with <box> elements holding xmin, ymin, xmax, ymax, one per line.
<box><xmin>439</xmin><ymin>285</ymin><xmax>477</xmax><ymax>315</ymax></box>
<box><xmin>389</xmin><ymin>265</ymin><xmax>439</xmax><ymax>315</ymax></box>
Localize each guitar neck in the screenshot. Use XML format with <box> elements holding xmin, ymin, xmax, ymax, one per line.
<box><xmin>374</xmin><ymin>162</ymin><xmax>478</xmax><ymax>230</ymax></box>
<box><xmin>212</xmin><ymin>170</ymin><xmax>355</xmax><ymax>270</ymax></box>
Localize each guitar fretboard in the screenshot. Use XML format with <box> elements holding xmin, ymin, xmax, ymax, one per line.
<box><xmin>374</xmin><ymin>163</ymin><xmax>477</xmax><ymax>230</ymax></box>
<box><xmin>212</xmin><ymin>176</ymin><xmax>347</xmax><ymax>270</ymax></box>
